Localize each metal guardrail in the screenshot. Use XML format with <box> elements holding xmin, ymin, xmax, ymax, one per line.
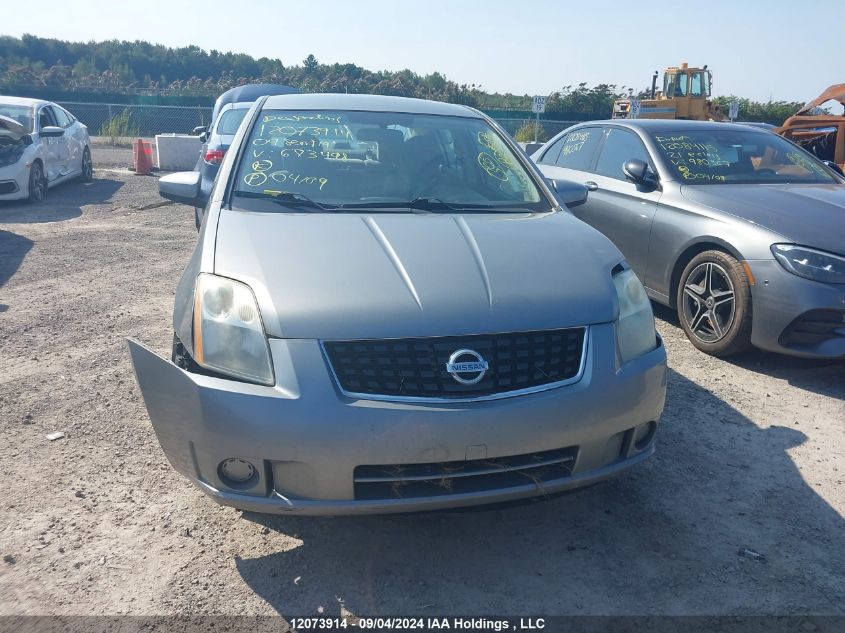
<box><xmin>56</xmin><ymin>101</ymin><xmax>578</xmax><ymax>141</ymax></box>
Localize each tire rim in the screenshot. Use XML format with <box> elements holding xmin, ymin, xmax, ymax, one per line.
<box><xmin>681</xmin><ymin>262</ymin><xmax>736</xmax><ymax>343</ymax></box>
<box><xmin>83</xmin><ymin>150</ymin><xmax>93</xmax><ymax>180</ymax></box>
<box><xmin>32</xmin><ymin>164</ymin><xmax>45</xmax><ymax>200</ymax></box>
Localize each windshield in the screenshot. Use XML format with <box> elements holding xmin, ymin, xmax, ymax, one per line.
<box><xmin>216</xmin><ymin>108</ymin><xmax>248</xmax><ymax>136</ymax></box>
<box><xmin>652</xmin><ymin>129</ymin><xmax>839</xmax><ymax>185</ymax></box>
<box><xmin>0</xmin><ymin>104</ymin><xmax>34</xmax><ymax>133</ymax></box>
<box><xmin>232</xmin><ymin>109</ymin><xmax>545</xmax><ymax>211</ymax></box>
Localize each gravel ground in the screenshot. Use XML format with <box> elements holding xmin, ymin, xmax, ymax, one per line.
<box><xmin>0</xmin><ymin>148</ymin><xmax>843</xmax><ymax>619</ymax></box>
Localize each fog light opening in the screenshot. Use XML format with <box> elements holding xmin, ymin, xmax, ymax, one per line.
<box><xmin>218</xmin><ymin>458</ymin><xmax>257</xmax><ymax>487</ymax></box>
<box><xmin>633</xmin><ymin>421</ymin><xmax>657</xmax><ymax>451</ymax></box>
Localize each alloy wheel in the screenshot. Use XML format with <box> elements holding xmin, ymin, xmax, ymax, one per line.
<box><xmin>30</xmin><ymin>163</ymin><xmax>45</xmax><ymax>201</ymax></box>
<box><xmin>82</xmin><ymin>149</ymin><xmax>93</xmax><ymax>181</ymax></box>
<box><xmin>681</xmin><ymin>262</ymin><xmax>736</xmax><ymax>343</ymax></box>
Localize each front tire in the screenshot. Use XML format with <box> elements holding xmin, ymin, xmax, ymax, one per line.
<box><xmin>80</xmin><ymin>147</ymin><xmax>94</xmax><ymax>182</ymax></box>
<box><xmin>676</xmin><ymin>250</ymin><xmax>752</xmax><ymax>356</ymax></box>
<box><xmin>27</xmin><ymin>161</ymin><xmax>46</xmax><ymax>203</ymax></box>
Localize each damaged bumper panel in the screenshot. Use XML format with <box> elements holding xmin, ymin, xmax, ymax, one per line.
<box><xmin>127</xmin><ymin>323</ymin><xmax>667</xmax><ymax>515</ymax></box>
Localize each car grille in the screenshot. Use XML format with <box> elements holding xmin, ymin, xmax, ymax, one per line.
<box><xmin>323</xmin><ymin>327</ymin><xmax>587</xmax><ymax>401</ymax></box>
<box><xmin>353</xmin><ymin>446</ymin><xmax>578</xmax><ymax>500</ymax></box>
<box><xmin>779</xmin><ymin>309</ymin><xmax>845</xmax><ymax>347</ymax></box>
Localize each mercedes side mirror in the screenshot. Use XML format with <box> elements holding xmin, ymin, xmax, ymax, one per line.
<box><xmin>623</xmin><ymin>159</ymin><xmax>658</xmax><ymax>189</ymax></box>
<box><xmin>623</xmin><ymin>159</ymin><xmax>649</xmax><ymax>182</ymax></box>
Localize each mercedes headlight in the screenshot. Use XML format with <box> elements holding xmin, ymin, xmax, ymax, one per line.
<box><xmin>192</xmin><ymin>273</ymin><xmax>274</xmax><ymax>385</ymax></box>
<box><xmin>613</xmin><ymin>267</ymin><xmax>657</xmax><ymax>363</ymax></box>
<box><xmin>771</xmin><ymin>244</ymin><xmax>845</xmax><ymax>284</ymax></box>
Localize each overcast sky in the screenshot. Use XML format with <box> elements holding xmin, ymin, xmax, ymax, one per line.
<box><xmin>2</xmin><ymin>0</ymin><xmax>842</xmax><ymax>102</ymax></box>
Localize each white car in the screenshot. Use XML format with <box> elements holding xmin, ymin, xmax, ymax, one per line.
<box><xmin>0</xmin><ymin>96</ymin><xmax>93</xmax><ymax>202</ymax></box>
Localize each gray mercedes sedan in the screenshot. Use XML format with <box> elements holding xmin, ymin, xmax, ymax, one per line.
<box><xmin>533</xmin><ymin>120</ymin><xmax>845</xmax><ymax>358</ymax></box>
<box><xmin>128</xmin><ymin>94</ymin><xmax>666</xmax><ymax>515</ymax></box>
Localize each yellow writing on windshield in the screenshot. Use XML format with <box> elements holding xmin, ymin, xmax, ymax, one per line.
<box><xmin>269</xmin><ymin>171</ymin><xmax>328</xmax><ymax>190</ymax></box>
<box><xmin>476</xmin><ymin>130</ymin><xmax>534</xmax><ymax>197</ymax></box>
<box><xmin>263</xmin><ymin>113</ymin><xmax>343</xmax><ymax>124</ymax></box>
<box><xmin>786</xmin><ymin>152</ymin><xmax>827</xmax><ymax>177</ymax></box>
<box><xmin>655</xmin><ymin>135</ymin><xmax>729</xmax><ymax>181</ymax></box>
<box><xmin>477</xmin><ymin>152</ymin><xmax>509</xmax><ymax>181</ymax></box>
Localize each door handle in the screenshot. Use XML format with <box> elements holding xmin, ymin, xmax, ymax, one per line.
<box><xmin>584</xmin><ymin>181</ymin><xmax>598</xmax><ymax>191</ymax></box>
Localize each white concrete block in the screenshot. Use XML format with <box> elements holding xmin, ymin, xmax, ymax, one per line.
<box><xmin>155</xmin><ymin>134</ymin><xmax>202</xmax><ymax>171</ymax></box>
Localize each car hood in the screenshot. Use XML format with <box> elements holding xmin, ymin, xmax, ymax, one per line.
<box><xmin>680</xmin><ymin>183</ymin><xmax>845</xmax><ymax>256</ymax></box>
<box><xmin>213</xmin><ymin>209</ymin><xmax>623</xmax><ymax>339</ymax></box>
<box><xmin>0</xmin><ymin>115</ymin><xmax>28</xmax><ymax>141</ymax></box>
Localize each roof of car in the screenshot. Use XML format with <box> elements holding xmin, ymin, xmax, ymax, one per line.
<box><xmin>580</xmin><ymin>119</ymin><xmax>769</xmax><ymax>134</ymax></box>
<box><xmin>261</xmin><ymin>93</ymin><xmax>482</xmax><ymax>117</ymax></box>
<box><xmin>0</xmin><ymin>95</ymin><xmax>51</xmax><ymax>108</ymax></box>
<box><xmin>222</xmin><ymin>101</ymin><xmax>262</xmax><ymax>111</ymax></box>
<box><xmin>212</xmin><ymin>84</ymin><xmax>299</xmax><ymax>121</ymax></box>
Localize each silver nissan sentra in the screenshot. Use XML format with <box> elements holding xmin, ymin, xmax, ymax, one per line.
<box><xmin>127</xmin><ymin>94</ymin><xmax>667</xmax><ymax>515</ymax></box>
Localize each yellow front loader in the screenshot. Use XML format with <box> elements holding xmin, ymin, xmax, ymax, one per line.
<box><xmin>612</xmin><ymin>63</ymin><xmax>726</xmax><ymax>121</ymax></box>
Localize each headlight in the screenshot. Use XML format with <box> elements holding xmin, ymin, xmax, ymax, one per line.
<box><xmin>613</xmin><ymin>267</ymin><xmax>657</xmax><ymax>363</ymax></box>
<box><xmin>771</xmin><ymin>244</ymin><xmax>845</xmax><ymax>284</ymax></box>
<box><xmin>192</xmin><ymin>273</ymin><xmax>274</xmax><ymax>385</ymax></box>
<box><xmin>0</xmin><ymin>145</ymin><xmax>25</xmax><ymax>168</ymax></box>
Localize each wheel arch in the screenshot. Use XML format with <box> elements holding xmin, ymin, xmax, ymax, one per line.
<box><xmin>668</xmin><ymin>237</ymin><xmax>744</xmax><ymax>306</ymax></box>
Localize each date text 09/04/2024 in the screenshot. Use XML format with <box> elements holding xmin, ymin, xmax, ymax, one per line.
<box><xmin>288</xmin><ymin>617</ymin><xmax>546</xmax><ymax>631</ymax></box>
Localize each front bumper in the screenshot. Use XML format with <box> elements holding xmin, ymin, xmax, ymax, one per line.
<box><xmin>128</xmin><ymin>323</ymin><xmax>667</xmax><ymax>515</ymax></box>
<box><xmin>746</xmin><ymin>260</ymin><xmax>845</xmax><ymax>358</ymax></box>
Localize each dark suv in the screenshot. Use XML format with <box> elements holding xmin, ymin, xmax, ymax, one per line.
<box><xmin>191</xmin><ymin>84</ymin><xmax>298</xmax><ymax>228</ymax></box>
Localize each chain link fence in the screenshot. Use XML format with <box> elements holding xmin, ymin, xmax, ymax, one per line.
<box><xmin>56</xmin><ymin>101</ymin><xmax>213</xmax><ymax>137</ymax></box>
<box><xmin>56</xmin><ymin>101</ymin><xmax>577</xmax><ymax>141</ymax></box>
<box><xmin>491</xmin><ymin>117</ymin><xmax>578</xmax><ymax>140</ymax></box>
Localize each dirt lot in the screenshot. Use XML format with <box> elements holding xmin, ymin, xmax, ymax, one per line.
<box><xmin>1</xmin><ymin>149</ymin><xmax>843</xmax><ymax>620</ymax></box>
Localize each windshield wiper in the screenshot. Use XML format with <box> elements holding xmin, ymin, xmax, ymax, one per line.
<box><xmin>408</xmin><ymin>196</ymin><xmax>502</xmax><ymax>213</ymax></box>
<box><xmin>233</xmin><ymin>190</ymin><xmax>336</xmax><ymax>211</ymax></box>
<box><xmin>407</xmin><ymin>197</ymin><xmax>463</xmax><ymax>212</ymax></box>
<box><xmin>335</xmin><ymin>198</ymin><xmax>501</xmax><ymax>212</ymax></box>
<box><xmin>406</xmin><ymin>198</ymin><xmax>539</xmax><ymax>213</ymax></box>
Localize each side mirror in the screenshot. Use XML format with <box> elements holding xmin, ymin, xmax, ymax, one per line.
<box><xmin>200</xmin><ymin>131</ymin><xmax>210</xmax><ymax>143</ymax></box>
<box><xmin>549</xmin><ymin>178</ymin><xmax>589</xmax><ymax>208</ymax></box>
<box><xmin>823</xmin><ymin>160</ymin><xmax>845</xmax><ymax>177</ymax></box>
<box><xmin>192</xmin><ymin>125</ymin><xmax>208</xmax><ymax>136</ymax></box>
<box><xmin>159</xmin><ymin>171</ymin><xmax>206</xmax><ymax>207</ymax></box>
<box><xmin>39</xmin><ymin>126</ymin><xmax>65</xmax><ymax>138</ymax></box>
<box><xmin>623</xmin><ymin>159</ymin><xmax>649</xmax><ymax>183</ymax></box>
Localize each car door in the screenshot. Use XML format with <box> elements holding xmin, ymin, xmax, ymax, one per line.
<box><xmin>45</xmin><ymin>106</ymin><xmax>72</xmax><ymax>178</ymax></box>
<box><xmin>572</xmin><ymin>127</ymin><xmax>661</xmax><ymax>281</ymax></box>
<box><xmin>52</xmin><ymin>105</ymin><xmax>83</xmax><ymax>176</ymax></box>
<box><xmin>37</xmin><ymin>106</ymin><xmax>68</xmax><ymax>182</ymax></box>
<box><xmin>534</xmin><ymin>126</ymin><xmax>604</xmax><ymax>200</ymax></box>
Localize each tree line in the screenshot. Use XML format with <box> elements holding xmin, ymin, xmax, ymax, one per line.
<box><xmin>0</xmin><ymin>35</ymin><xmax>803</xmax><ymax>124</ymax></box>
